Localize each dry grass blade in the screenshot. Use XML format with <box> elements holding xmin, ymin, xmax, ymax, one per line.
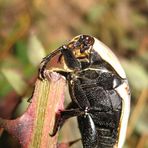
<box><xmin>127</xmin><ymin>89</ymin><xmax>148</xmax><ymax>139</ymax></box>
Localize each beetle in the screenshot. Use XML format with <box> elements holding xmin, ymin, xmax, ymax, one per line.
<box><xmin>39</xmin><ymin>35</ymin><xmax>130</xmax><ymax>148</ymax></box>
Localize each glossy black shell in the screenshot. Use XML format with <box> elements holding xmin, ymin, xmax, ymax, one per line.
<box><xmin>68</xmin><ymin>68</ymin><xmax>122</xmax><ymax>147</ymax></box>
<box><xmin>39</xmin><ymin>35</ymin><xmax>130</xmax><ymax>148</ymax></box>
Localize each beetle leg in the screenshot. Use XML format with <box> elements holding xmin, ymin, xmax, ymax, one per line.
<box><xmin>60</xmin><ymin>45</ymin><xmax>81</xmax><ymax>70</ymax></box>
<box><xmin>39</xmin><ymin>48</ymin><xmax>62</xmax><ymax>80</ymax></box>
<box><xmin>50</xmin><ymin>107</ymin><xmax>84</xmax><ymax>137</ymax></box>
<box><xmin>78</xmin><ymin>114</ymin><xmax>98</xmax><ymax>148</ymax></box>
<box><xmin>39</xmin><ymin>45</ymin><xmax>81</xmax><ymax>80</ymax></box>
<box><xmin>69</xmin><ymin>78</ymin><xmax>90</xmax><ymax>109</ymax></box>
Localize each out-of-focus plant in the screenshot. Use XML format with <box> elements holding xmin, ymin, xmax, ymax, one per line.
<box><xmin>0</xmin><ymin>0</ymin><xmax>147</xmax><ymax>147</ymax></box>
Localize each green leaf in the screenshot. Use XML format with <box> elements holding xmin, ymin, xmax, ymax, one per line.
<box><xmin>15</xmin><ymin>40</ymin><xmax>29</xmax><ymax>65</ymax></box>
<box><xmin>0</xmin><ymin>73</ymin><xmax>12</xmax><ymax>98</ymax></box>
<box><xmin>27</xmin><ymin>34</ymin><xmax>46</xmax><ymax>67</ymax></box>
<box><xmin>131</xmin><ymin>12</ymin><xmax>147</xmax><ymax>28</ymax></box>
<box><xmin>87</xmin><ymin>5</ymin><xmax>107</xmax><ymax>23</ymax></box>
<box><xmin>1</xmin><ymin>68</ymin><xmax>28</xmax><ymax>95</ymax></box>
<box><xmin>121</xmin><ymin>37</ymin><xmax>139</xmax><ymax>51</ymax></box>
<box><xmin>121</xmin><ymin>60</ymin><xmax>148</xmax><ymax>91</ymax></box>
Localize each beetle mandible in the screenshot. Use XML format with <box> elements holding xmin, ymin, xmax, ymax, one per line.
<box><xmin>39</xmin><ymin>35</ymin><xmax>130</xmax><ymax>148</ymax></box>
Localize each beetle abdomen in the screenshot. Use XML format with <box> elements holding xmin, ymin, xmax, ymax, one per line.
<box><xmin>70</xmin><ymin>69</ymin><xmax>122</xmax><ymax>147</ymax></box>
<box><xmin>96</xmin><ymin>128</ymin><xmax>117</xmax><ymax>148</ymax></box>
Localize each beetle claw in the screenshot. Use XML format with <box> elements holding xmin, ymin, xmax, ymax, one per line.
<box><xmin>38</xmin><ymin>59</ymin><xmax>47</xmax><ymax>80</ymax></box>
<box><xmin>49</xmin><ymin>131</ymin><xmax>57</xmax><ymax>137</ymax></box>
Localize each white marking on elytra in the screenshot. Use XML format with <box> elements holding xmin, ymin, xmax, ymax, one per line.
<box><xmin>115</xmin><ymin>81</ymin><xmax>130</xmax><ymax>148</ymax></box>
<box><xmin>93</xmin><ymin>38</ymin><xmax>126</xmax><ymax>79</ymax></box>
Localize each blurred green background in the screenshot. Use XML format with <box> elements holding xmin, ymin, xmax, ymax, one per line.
<box><xmin>0</xmin><ymin>0</ymin><xmax>148</xmax><ymax>148</ymax></box>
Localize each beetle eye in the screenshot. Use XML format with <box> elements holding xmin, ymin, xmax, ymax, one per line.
<box><xmin>113</xmin><ymin>76</ymin><xmax>121</xmax><ymax>88</ymax></box>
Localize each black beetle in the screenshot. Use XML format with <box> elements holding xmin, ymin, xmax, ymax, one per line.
<box><xmin>39</xmin><ymin>35</ymin><xmax>130</xmax><ymax>148</ymax></box>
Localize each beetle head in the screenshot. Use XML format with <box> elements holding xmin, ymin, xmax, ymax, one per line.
<box><xmin>43</xmin><ymin>35</ymin><xmax>95</xmax><ymax>73</ymax></box>
<box><xmin>41</xmin><ymin>35</ymin><xmax>126</xmax><ymax>79</ymax></box>
<box><xmin>67</xmin><ymin>35</ymin><xmax>94</xmax><ymax>60</ymax></box>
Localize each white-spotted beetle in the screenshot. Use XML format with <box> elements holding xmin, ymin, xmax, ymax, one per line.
<box><xmin>39</xmin><ymin>35</ymin><xmax>130</xmax><ymax>148</ymax></box>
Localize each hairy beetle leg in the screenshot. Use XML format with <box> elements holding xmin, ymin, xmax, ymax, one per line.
<box><xmin>60</xmin><ymin>45</ymin><xmax>81</xmax><ymax>70</ymax></box>
<box><xmin>50</xmin><ymin>108</ymin><xmax>84</xmax><ymax>137</ymax></box>
<box><xmin>38</xmin><ymin>45</ymin><xmax>81</xmax><ymax>80</ymax></box>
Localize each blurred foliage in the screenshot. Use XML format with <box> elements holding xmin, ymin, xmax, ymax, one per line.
<box><xmin>0</xmin><ymin>0</ymin><xmax>148</xmax><ymax>148</ymax></box>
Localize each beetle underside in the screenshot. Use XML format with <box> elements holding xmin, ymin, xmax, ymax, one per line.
<box><xmin>39</xmin><ymin>35</ymin><xmax>130</xmax><ymax>148</ymax></box>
